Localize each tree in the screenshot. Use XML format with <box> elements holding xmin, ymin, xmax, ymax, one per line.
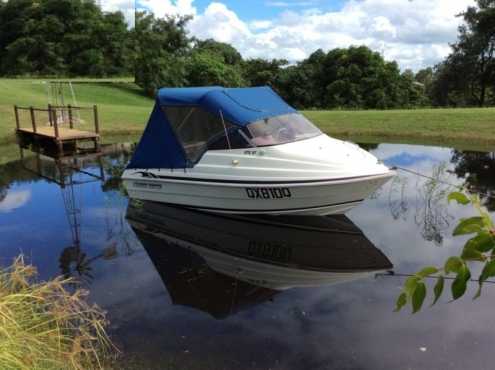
<box><xmin>273</xmin><ymin>46</ymin><xmax>424</xmax><ymax>109</ymax></box>
<box><xmin>185</xmin><ymin>51</ymin><xmax>245</xmax><ymax>87</ymax></box>
<box><xmin>0</xmin><ymin>0</ymin><xmax>132</xmax><ymax>77</ymax></box>
<box><xmin>433</xmin><ymin>0</ymin><xmax>495</xmax><ymax>107</ymax></box>
<box><xmin>193</xmin><ymin>39</ymin><xmax>243</xmax><ymax>66</ymax></box>
<box><xmin>276</xmin><ymin>49</ymin><xmax>327</xmax><ymax>108</ymax></box>
<box><xmin>242</xmin><ymin>58</ymin><xmax>287</xmax><ymax>87</ymax></box>
<box><xmin>451</xmin><ymin>150</ymin><xmax>495</xmax><ymax>211</ymax></box>
<box><xmin>133</xmin><ymin>12</ymin><xmax>191</xmax><ymax>95</ymax></box>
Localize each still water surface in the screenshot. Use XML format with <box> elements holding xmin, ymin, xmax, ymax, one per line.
<box><xmin>0</xmin><ymin>143</ymin><xmax>494</xmax><ymax>370</ymax></box>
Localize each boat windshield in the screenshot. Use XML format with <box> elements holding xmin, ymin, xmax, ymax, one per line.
<box><xmin>246</xmin><ymin>113</ymin><xmax>322</xmax><ymax>147</ymax></box>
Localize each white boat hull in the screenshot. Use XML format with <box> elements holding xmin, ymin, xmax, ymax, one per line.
<box><xmin>123</xmin><ymin>172</ymin><xmax>393</xmax><ymax>216</ymax></box>
<box><xmin>123</xmin><ymin>135</ymin><xmax>395</xmax><ymax>215</ymax></box>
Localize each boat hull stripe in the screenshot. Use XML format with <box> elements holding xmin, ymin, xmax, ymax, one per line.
<box><xmin>132</xmin><ymin>171</ymin><xmax>391</xmax><ymax>185</ymax></box>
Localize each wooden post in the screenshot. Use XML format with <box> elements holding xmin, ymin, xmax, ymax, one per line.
<box><xmin>93</xmin><ymin>105</ymin><xmax>100</xmax><ymax>134</ymax></box>
<box><xmin>52</xmin><ymin>105</ymin><xmax>60</xmax><ymax>139</ymax></box>
<box><xmin>36</xmin><ymin>153</ymin><xmax>41</xmax><ymax>175</ymax></box>
<box><xmin>14</xmin><ymin>105</ymin><xmax>20</xmax><ymax>130</ymax></box>
<box><xmin>49</xmin><ymin>104</ymin><xmax>63</xmax><ymax>154</ymax></box>
<box><xmin>68</xmin><ymin>104</ymin><xmax>73</xmax><ymax>129</ymax></box>
<box><xmin>94</xmin><ymin>137</ymin><xmax>101</xmax><ymax>152</ymax></box>
<box><xmin>97</xmin><ymin>156</ymin><xmax>105</xmax><ymax>181</ymax></box>
<box><xmin>48</xmin><ymin>104</ymin><xmax>53</xmax><ymax>127</ymax></box>
<box><xmin>30</xmin><ymin>106</ymin><xmax>37</xmax><ymax>133</ymax></box>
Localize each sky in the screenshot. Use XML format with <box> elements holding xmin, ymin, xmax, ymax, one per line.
<box><xmin>103</xmin><ymin>0</ymin><xmax>476</xmax><ymax>71</ymax></box>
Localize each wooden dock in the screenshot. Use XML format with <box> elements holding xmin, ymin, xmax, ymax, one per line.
<box><xmin>14</xmin><ymin>104</ymin><xmax>101</xmax><ymax>155</ymax></box>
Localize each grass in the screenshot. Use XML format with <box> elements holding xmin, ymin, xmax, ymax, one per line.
<box><xmin>0</xmin><ymin>78</ymin><xmax>494</xmax><ymax>154</ymax></box>
<box><xmin>0</xmin><ymin>255</ymin><xmax>116</xmax><ymax>370</ymax></box>
<box><xmin>0</xmin><ymin>78</ymin><xmax>153</xmax><ymax>144</ymax></box>
<box><xmin>304</xmin><ymin>108</ymin><xmax>495</xmax><ymax>148</ymax></box>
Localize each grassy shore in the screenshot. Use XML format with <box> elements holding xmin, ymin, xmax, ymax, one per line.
<box><xmin>0</xmin><ymin>78</ymin><xmax>494</xmax><ymax>153</ymax></box>
<box><xmin>0</xmin><ymin>78</ymin><xmax>152</xmax><ymax>144</ymax></box>
<box><xmin>304</xmin><ymin>108</ymin><xmax>495</xmax><ymax>149</ymax></box>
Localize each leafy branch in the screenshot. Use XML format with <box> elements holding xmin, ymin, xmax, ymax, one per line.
<box><xmin>395</xmin><ymin>191</ymin><xmax>495</xmax><ymax>313</ymax></box>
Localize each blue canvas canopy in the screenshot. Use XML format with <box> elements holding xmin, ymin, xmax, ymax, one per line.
<box><xmin>127</xmin><ymin>86</ymin><xmax>297</xmax><ymax>169</ymax></box>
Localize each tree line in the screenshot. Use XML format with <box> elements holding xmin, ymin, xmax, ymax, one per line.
<box><xmin>1</xmin><ymin>0</ymin><xmax>494</xmax><ymax>109</ymax></box>
<box><xmin>0</xmin><ymin>0</ymin><xmax>133</xmax><ymax>76</ymax></box>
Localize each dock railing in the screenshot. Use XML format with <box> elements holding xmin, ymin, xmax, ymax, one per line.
<box><xmin>14</xmin><ymin>104</ymin><xmax>101</xmax><ymax>155</ymax></box>
<box><xmin>14</xmin><ymin>104</ymin><xmax>100</xmax><ymax>139</ymax></box>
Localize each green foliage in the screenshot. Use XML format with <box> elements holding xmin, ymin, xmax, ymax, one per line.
<box><xmin>395</xmin><ymin>191</ymin><xmax>495</xmax><ymax>313</ymax></box>
<box><xmin>186</xmin><ymin>50</ymin><xmax>245</xmax><ymax>87</ymax></box>
<box><xmin>412</xmin><ymin>281</ymin><xmax>427</xmax><ymax>313</ymax></box>
<box><xmin>0</xmin><ymin>0</ymin><xmax>132</xmax><ymax>77</ymax></box>
<box><xmin>194</xmin><ymin>39</ymin><xmax>243</xmax><ymax>66</ymax></box>
<box><xmin>432</xmin><ymin>276</ymin><xmax>444</xmax><ymax>306</ymax></box>
<box><xmin>453</xmin><ymin>217</ymin><xmax>485</xmax><ymax>235</ymax></box>
<box><xmin>430</xmin><ymin>0</ymin><xmax>495</xmax><ymax>107</ymax></box>
<box><xmin>274</xmin><ymin>46</ymin><xmax>429</xmax><ymax>109</ymax></box>
<box><xmin>242</xmin><ymin>58</ymin><xmax>287</xmax><ymax>87</ymax></box>
<box><xmin>133</xmin><ymin>12</ymin><xmax>191</xmax><ymax>95</ymax></box>
<box><xmin>448</xmin><ymin>191</ymin><xmax>470</xmax><ymax>205</ymax></box>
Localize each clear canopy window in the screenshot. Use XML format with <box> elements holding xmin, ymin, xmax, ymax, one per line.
<box><xmin>246</xmin><ymin>113</ymin><xmax>322</xmax><ymax>147</ymax></box>
<box><xmin>165</xmin><ymin>106</ymin><xmax>251</xmax><ymax>162</ymax></box>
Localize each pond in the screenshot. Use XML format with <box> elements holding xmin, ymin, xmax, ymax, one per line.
<box><xmin>0</xmin><ymin>142</ymin><xmax>494</xmax><ymax>370</ymax></box>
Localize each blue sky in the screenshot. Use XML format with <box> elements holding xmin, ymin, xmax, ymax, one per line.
<box><xmin>190</xmin><ymin>0</ymin><xmax>347</xmax><ymax>20</ymax></box>
<box><xmin>110</xmin><ymin>0</ymin><xmax>475</xmax><ymax>71</ymax></box>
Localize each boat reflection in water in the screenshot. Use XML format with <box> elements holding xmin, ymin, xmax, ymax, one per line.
<box><xmin>126</xmin><ymin>201</ymin><xmax>392</xmax><ymax>319</ymax></box>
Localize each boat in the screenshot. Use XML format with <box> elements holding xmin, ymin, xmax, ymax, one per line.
<box><xmin>126</xmin><ymin>201</ymin><xmax>393</xmax><ymax>291</ymax></box>
<box><xmin>122</xmin><ymin>86</ymin><xmax>394</xmax><ymax>215</ymax></box>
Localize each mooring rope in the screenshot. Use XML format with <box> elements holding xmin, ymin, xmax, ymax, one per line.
<box><xmin>375</xmin><ymin>270</ymin><xmax>495</xmax><ymax>284</ymax></box>
<box><xmin>383</xmin><ymin>166</ymin><xmax>495</xmax><ymax>285</ymax></box>
<box><xmin>390</xmin><ymin>165</ymin><xmax>494</xmax><ymax>200</ymax></box>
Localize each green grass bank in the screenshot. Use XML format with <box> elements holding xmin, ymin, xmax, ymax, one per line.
<box><xmin>0</xmin><ymin>79</ymin><xmax>494</xmax><ymax>159</ymax></box>
<box><xmin>0</xmin><ymin>78</ymin><xmax>152</xmax><ymax>144</ymax></box>
<box><xmin>304</xmin><ymin>108</ymin><xmax>495</xmax><ymax>149</ymax></box>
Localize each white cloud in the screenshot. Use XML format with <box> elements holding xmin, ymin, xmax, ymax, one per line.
<box><xmin>143</xmin><ymin>0</ymin><xmax>476</xmax><ymax>70</ymax></box>
<box><xmin>0</xmin><ymin>190</ymin><xmax>31</xmax><ymax>213</ymax></box>
<box><xmin>189</xmin><ymin>2</ymin><xmax>249</xmax><ymax>44</ymax></box>
<box><xmin>249</xmin><ymin>20</ymin><xmax>273</xmax><ymax>31</ymax></box>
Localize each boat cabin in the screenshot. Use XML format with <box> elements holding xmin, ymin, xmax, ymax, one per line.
<box><xmin>128</xmin><ymin>86</ymin><xmax>322</xmax><ymax>169</ymax></box>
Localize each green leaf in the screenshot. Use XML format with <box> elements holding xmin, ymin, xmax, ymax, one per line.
<box><xmin>481</xmin><ymin>211</ymin><xmax>493</xmax><ymax>229</ymax></box>
<box><xmin>451</xmin><ymin>267</ymin><xmax>471</xmax><ymax>300</ymax></box>
<box><xmin>448</xmin><ymin>192</ymin><xmax>470</xmax><ymax>205</ymax></box>
<box><xmin>461</xmin><ymin>246</ymin><xmax>486</xmax><ymax>262</ymax></box>
<box><xmin>394</xmin><ymin>292</ymin><xmax>407</xmax><ymax>312</ymax></box>
<box><xmin>475</xmin><ymin>259</ymin><xmax>495</xmax><ymax>299</ymax></box>
<box><xmin>453</xmin><ymin>217</ymin><xmax>485</xmax><ymax>236</ymax></box>
<box><xmin>404</xmin><ymin>276</ymin><xmax>420</xmax><ymax>297</ymax></box>
<box><xmin>465</xmin><ymin>232</ymin><xmax>495</xmax><ymax>253</ymax></box>
<box><xmin>412</xmin><ymin>282</ymin><xmax>426</xmax><ymax>313</ymax></box>
<box><xmin>431</xmin><ymin>275</ymin><xmax>444</xmax><ymax>306</ymax></box>
<box><xmin>444</xmin><ymin>256</ymin><xmax>464</xmax><ymax>274</ymax></box>
<box><xmin>479</xmin><ymin>259</ymin><xmax>495</xmax><ymax>283</ymax></box>
<box><xmin>416</xmin><ymin>266</ymin><xmax>439</xmax><ymax>278</ymax></box>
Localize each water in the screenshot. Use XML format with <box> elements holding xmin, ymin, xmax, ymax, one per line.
<box><xmin>1</xmin><ymin>143</ymin><xmax>494</xmax><ymax>370</ymax></box>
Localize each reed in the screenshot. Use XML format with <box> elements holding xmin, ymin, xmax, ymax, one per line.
<box><xmin>0</xmin><ymin>255</ymin><xmax>116</xmax><ymax>370</ymax></box>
